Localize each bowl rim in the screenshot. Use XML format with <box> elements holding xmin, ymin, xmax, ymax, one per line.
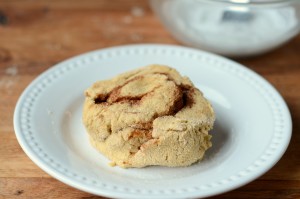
<box><xmin>200</xmin><ymin>0</ymin><xmax>296</xmax><ymax>5</ymax></box>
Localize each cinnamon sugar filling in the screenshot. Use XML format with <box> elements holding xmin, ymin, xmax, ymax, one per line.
<box><xmin>92</xmin><ymin>74</ymin><xmax>196</xmax><ymax>152</ymax></box>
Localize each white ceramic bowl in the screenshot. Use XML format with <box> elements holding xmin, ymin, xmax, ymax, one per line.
<box><xmin>150</xmin><ymin>0</ymin><xmax>300</xmax><ymax>57</ymax></box>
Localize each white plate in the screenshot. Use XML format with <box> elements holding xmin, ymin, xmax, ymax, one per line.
<box><xmin>14</xmin><ymin>44</ymin><xmax>292</xmax><ymax>199</ymax></box>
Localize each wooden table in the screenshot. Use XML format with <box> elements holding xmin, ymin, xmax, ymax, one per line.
<box><xmin>1</xmin><ymin>1</ymin><xmax>300</xmax><ymax>198</ymax></box>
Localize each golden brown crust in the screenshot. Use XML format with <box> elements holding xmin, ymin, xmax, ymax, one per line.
<box><xmin>83</xmin><ymin>64</ymin><xmax>215</xmax><ymax>168</ymax></box>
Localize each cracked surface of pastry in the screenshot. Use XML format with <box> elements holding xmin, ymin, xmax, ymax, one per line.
<box><xmin>83</xmin><ymin>64</ymin><xmax>215</xmax><ymax>168</ymax></box>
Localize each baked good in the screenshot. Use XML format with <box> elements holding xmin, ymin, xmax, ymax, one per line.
<box><xmin>83</xmin><ymin>64</ymin><xmax>215</xmax><ymax>168</ymax></box>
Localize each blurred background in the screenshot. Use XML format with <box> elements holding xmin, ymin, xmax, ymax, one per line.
<box><xmin>1</xmin><ymin>0</ymin><xmax>300</xmax><ymax>198</ymax></box>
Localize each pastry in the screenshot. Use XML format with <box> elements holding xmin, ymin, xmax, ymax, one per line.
<box><xmin>83</xmin><ymin>64</ymin><xmax>215</xmax><ymax>168</ymax></box>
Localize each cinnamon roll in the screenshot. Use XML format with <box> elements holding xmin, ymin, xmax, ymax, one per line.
<box><xmin>83</xmin><ymin>64</ymin><xmax>215</xmax><ymax>168</ymax></box>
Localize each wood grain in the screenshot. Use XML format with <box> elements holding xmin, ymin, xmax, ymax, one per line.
<box><xmin>1</xmin><ymin>0</ymin><xmax>300</xmax><ymax>198</ymax></box>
